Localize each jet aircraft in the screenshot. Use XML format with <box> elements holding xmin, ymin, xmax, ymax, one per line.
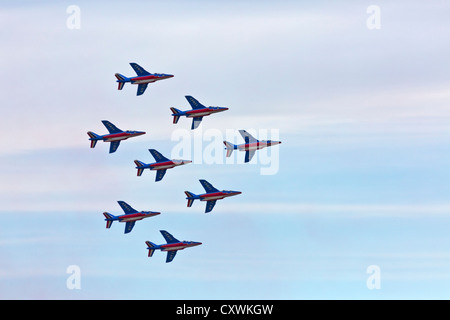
<box><xmin>185</xmin><ymin>179</ymin><xmax>241</xmax><ymax>213</ymax></box>
<box><xmin>145</xmin><ymin>230</ymin><xmax>202</xmax><ymax>263</ymax></box>
<box><xmin>170</xmin><ymin>95</ymin><xmax>228</xmax><ymax>130</ymax></box>
<box><xmin>223</xmin><ymin>129</ymin><xmax>281</xmax><ymax>163</ymax></box>
<box><xmin>103</xmin><ymin>201</ymin><xmax>160</xmax><ymax>234</ymax></box>
<box><xmin>115</xmin><ymin>62</ymin><xmax>174</xmax><ymax>96</ymax></box>
<box><xmin>87</xmin><ymin>120</ymin><xmax>145</xmax><ymax>153</ymax></box>
<box><xmin>134</xmin><ymin>149</ymin><xmax>192</xmax><ymax>182</ymax></box>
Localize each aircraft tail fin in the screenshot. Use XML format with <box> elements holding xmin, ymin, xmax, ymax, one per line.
<box><xmin>223</xmin><ymin>141</ymin><xmax>236</xmax><ymax>157</ymax></box>
<box><xmin>134</xmin><ymin>160</ymin><xmax>146</xmax><ymax>176</ymax></box>
<box><xmin>87</xmin><ymin>131</ymin><xmax>101</xmax><ymax>148</ymax></box>
<box><xmin>184</xmin><ymin>191</ymin><xmax>196</xmax><ymax>207</ymax></box>
<box><xmin>145</xmin><ymin>241</ymin><xmax>157</xmax><ymax>257</ymax></box>
<box><xmin>103</xmin><ymin>212</ymin><xmax>115</xmax><ymax>229</ymax></box>
<box><xmin>115</xmin><ymin>73</ymin><xmax>127</xmax><ymax>90</ymax></box>
<box><xmin>170</xmin><ymin>107</ymin><xmax>183</xmax><ymax>124</ymax></box>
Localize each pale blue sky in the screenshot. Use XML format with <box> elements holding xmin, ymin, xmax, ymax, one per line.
<box><xmin>1</xmin><ymin>1</ymin><xmax>450</xmax><ymax>299</ymax></box>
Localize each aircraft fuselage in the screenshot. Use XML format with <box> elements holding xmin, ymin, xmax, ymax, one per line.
<box><xmin>149</xmin><ymin>161</ymin><xmax>178</xmax><ymax>170</ymax></box>
<box><xmin>238</xmin><ymin>140</ymin><xmax>281</xmax><ymax>151</ymax></box>
<box><xmin>199</xmin><ymin>191</ymin><xmax>242</xmax><ymax>201</ymax></box>
<box><xmin>184</xmin><ymin>107</ymin><xmax>228</xmax><ymax>118</ymax></box>
<box><xmin>130</xmin><ymin>74</ymin><xmax>174</xmax><ymax>84</ymax></box>
<box><xmin>160</xmin><ymin>242</ymin><xmax>202</xmax><ymax>252</ymax></box>
<box><xmin>117</xmin><ymin>212</ymin><xmax>160</xmax><ymax>222</ymax></box>
<box><xmin>102</xmin><ymin>131</ymin><xmax>145</xmax><ymax>142</ymax></box>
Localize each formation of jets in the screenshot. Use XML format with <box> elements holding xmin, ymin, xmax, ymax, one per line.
<box><xmin>88</xmin><ymin>62</ymin><xmax>280</xmax><ymax>262</ymax></box>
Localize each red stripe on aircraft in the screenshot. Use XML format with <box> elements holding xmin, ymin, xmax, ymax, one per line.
<box><xmin>161</xmin><ymin>243</ymin><xmax>185</xmax><ymax>249</ymax></box>
<box><xmin>150</xmin><ymin>161</ymin><xmax>174</xmax><ymax>168</ymax></box>
<box><xmin>200</xmin><ymin>192</ymin><xmax>226</xmax><ymax>198</ymax></box>
<box><xmin>119</xmin><ymin>213</ymin><xmax>144</xmax><ymax>219</ymax></box>
<box><xmin>132</xmin><ymin>75</ymin><xmax>159</xmax><ymax>81</ymax></box>
<box><xmin>104</xmin><ymin>132</ymin><xmax>130</xmax><ymax>139</ymax></box>
<box><xmin>186</xmin><ymin>108</ymin><xmax>212</xmax><ymax>114</ymax></box>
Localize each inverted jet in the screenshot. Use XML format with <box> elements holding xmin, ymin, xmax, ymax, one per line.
<box><xmin>145</xmin><ymin>230</ymin><xmax>202</xmax><ymax>263</ymax></box>
<box><xmin>87</xmin><ymin>120</ymin><xmax>145</xmax><ymax>153</ymax></box>
<box><xmin>223</xmin><ymin>130</ymin><xmax>281</xmax><ymax>163</ymax></box>
<box><xmin>134</xmin><ymin>149</ymin><xmax>192</xmax><ymax>182</ymax></box>
<box><xmin>115</xmin><ymin>62</ymin><xmax>174</xmax><ymax>96</ymax></box>
<box><xmin>103</xmin><ymin>201</ymin><xmax>160</xmax><ymax>234</ymax></box>
<box><xmin>170</xmin><ymin>95</ymin><xmax>228</xmax><ymax>130</ymax></box>
<box><xmin>185</xmin><ymin>179</ymin><xmax>241</xmax><ymax>213</ymax></box>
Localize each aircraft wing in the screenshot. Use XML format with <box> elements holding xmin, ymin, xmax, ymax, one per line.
<box><xmin>160</xmin><ymin>230</ymin><xmax>180</xmax><ymax>244</ymax></box>
<box><xmin>191</xmin><ymin>117</ymin><xmax>203</xmax><ymax>130</ymax></box>
<box><xmin>124</xmin><ymin>221</ymin><xmax>136</xmax><ymax>234</ymax></box>
<box><xmin>205</xmin><ymin>200</ymin><xmax>217</xmax><ymax>213</ymax></box>
<box><xmin>130</xmin><ymin>63</ymin><xmax>150</xmax><ymax>76</ymax></box>
<box><xmin>118</xmin><ymin>201</ymin><xmax>138</xmax><ymax>214</ymax></box>
<box><xmin>155</xmin><ymin>169</ymin><xmax>167</xmax><ymax>182</ymax></box>
<box><xmin>239</xmin><ymin>130</ymin><xmax>258</xmax><ymax>143</ymax></box>
<box><xmin>185</xmin><ymin>96</ymin><xmax>205</xmax><ymax>110</ymax></box>
<box><xmin>137</xmin><ymin>83</ymin><xmax>148</xmax><ymax>96</ymax></box>
<box><xmin>102</xmin><ymin>120</ymin><xmax>122</xmax><ymax>134</ymax></box>
<box><xmin>199</xmin><ymin>179</ymin><xmax>219</xmax><ymax>193</ymax></box>
<box><xmin>109</xmin><ymin>141</ymin><xmax>121</xmax><ymax>153</ymax></box>
<box><xmin>149</xmin><ymin>149</ymin><xmax>170</xmax><ymax>162</ymax></box>
<box><xmin>245</xmin><ymin>150</ymin><xmax>256</xmax><ymax>163</ymax></box>
<box><xmin>166</xmin><ymin>250</ymin><xmax>177</xmax><ymax>263</ymax></box>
